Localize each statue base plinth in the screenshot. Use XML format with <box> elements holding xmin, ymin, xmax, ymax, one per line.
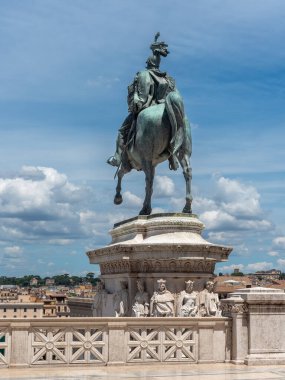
<box><xmin>86</xmin><ymin>213</ymin><xmax>232</xmax><ymax>316</ymax></box>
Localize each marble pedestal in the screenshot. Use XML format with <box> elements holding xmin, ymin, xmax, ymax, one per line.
<box><xmin>221</xmin><ymin>287</ymin><xmax>285</xmax><ymax>365</ymax></box>
<box><xmin>87</xmin><ymin>213</ymin><xmax>232</xmax><ymax>316</ymax></box>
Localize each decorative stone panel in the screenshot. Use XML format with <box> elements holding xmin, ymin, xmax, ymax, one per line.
<box><xmin>30</xmin><ymin>326</ymin><xmax>108</xmax><ymax>365</ymax></box>
<box><xmin>69</xmin><ymin>327</ymin><xmax>107</xmax><ymax>364</ymax></box>
<box><xmin>0</xmin><ymin>328</ymin><xmax>9</xmax><ymax>366</ymax></box>
<box><xmin>126</xmin><ymin>326</ymin><xmax>196</xmax><ymax>363</ymax></box>
<box><xmin>30</xmin><ymin>327</ymin><xmax>68</xmax><ymax>365</ymax></box>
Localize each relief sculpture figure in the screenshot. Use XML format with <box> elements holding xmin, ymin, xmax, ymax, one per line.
<box><xmin>107</xmin><ymin>33</ymin><xmax>192</xmax><ymax>215</ymax></box>
<box><xmin>198</xmin><ymin>281</ymin><xmax>221</xmax><ymax>317</ymax></box>
<box><xmin>92</xmin><ymin>281</ymin><xmax>107</xmax><ymax>317</ymax></box>
<box><xmin>177</xmin><ymin>280</ymin><xmax>198</xmax><ymax>317</ymax></box>
<box><xmin>132</xmin><ymin>280</ymin><xmax>149</xmax><ymax>317</ymax></box>
<box><xmin>113</xmin><ymin>281</ymin><xmax>129</xmax><ymax>317</ymax></box>
<box><xmin>150</xmin><ymin>279</ymin><xmax>174</xmax><ymax>317</ymax></box>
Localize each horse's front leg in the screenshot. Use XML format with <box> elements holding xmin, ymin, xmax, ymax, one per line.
<box><xmin>139</xmin><ymin>160</ymin><xmax>155</xmax><ymax>215</ymax></box>
<box><xmin>114</xmin><ymin>166</ymin><xmax>127</xmax><ymax>205</ymax></box>
<box><xmin>178</xmin><ymin>153</ymin><xmax>192</xmax><ymax>214</ymax></box>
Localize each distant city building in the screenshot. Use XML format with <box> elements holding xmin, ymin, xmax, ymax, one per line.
<box><xmin>30</xmin><ymin>277</ymin><xmax>39</xmax><ymax>286</ymax></box>
<box><xmin>0</xmin><ymin>302</ymin><xmax>43</xmax><ymax>318</ymax></box>
<box><xmin>0</xmin><ymin>285</ymin><xmax>18</xmax><ymax>290</ymax></box>
<box><xmin>214</xmin><ymin>276</ymin><xmax>252</xmax><ymax>299</ymax></box>
<box><xmin>41</xmin><ymin>293</ymin><xmax>70</xmax><ymax>317</ymax></box>
<box><xmin>0</xmin><ymin>287</ymin><xmax>18</xmax><ymax>302</ymax></box>
<box><xmin>45</xmin><ymin>278</ymin><xmax>55</xmax><ymax>286</ymax></box>
<box><xmin>215</xmin><ymin>273</ymin><xmax>285</xmax><ymax>299</ymax></box>
<box><xmin>67</xmin><ymin>297</ymin><xmax>94</xmax><ymax>317</ymax></box>
<box><xmin>252</xmin><ymin>269</ymin><xmax>281</xmax><ymax>281</ymax></box>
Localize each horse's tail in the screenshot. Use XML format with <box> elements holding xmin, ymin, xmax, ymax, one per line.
<box><xmin>165</xmin><ymin>91</ymin><xmax>186</xmax><ymax>154</ymax></box>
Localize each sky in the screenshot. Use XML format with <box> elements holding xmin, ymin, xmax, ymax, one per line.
<box><xmin>0</xmin><ymin>0</ymin><xmax>285</xmax><ymax>277</ymax></box>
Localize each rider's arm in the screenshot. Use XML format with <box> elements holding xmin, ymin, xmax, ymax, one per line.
<box><xmin>134</xmin><ymin>70</ymin><xmax>152</xmax><ymax>113</ymax></box>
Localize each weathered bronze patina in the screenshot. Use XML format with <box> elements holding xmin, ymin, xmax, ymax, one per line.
<box><xmin>108</xmin><ymin>33</ymin><xmax>192</xmax><ymax>215</ymax></box>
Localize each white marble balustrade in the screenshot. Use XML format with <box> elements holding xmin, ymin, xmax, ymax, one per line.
<box><xmin>0</xmin><ymin>317</ymin><xmax>231</xmax><ymax>367</ymax></box>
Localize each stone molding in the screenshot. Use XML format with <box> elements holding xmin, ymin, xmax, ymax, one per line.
<box><xmin>99</xmin><ymin>258</ymin><xmax>216</xmax><ymax>275</ymax></box>
<box><xmin>88</xmin><ymin>244</ymin><xmax>231</xmax><ymax>262</ymax></box>
<box><xmin>220</xmin><ymin>297</ymin><xmax>249</xmax><ymax>316</ymax></box>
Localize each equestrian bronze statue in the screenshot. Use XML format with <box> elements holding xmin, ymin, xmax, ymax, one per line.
<box><xmin>107</xmin><ymin>33</ymin><xmax>192</xmax><ymax>215</ymax></box>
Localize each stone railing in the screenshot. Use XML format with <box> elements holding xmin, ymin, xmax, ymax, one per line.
<box><xmin>0</xmin><ymin>317</ymin><xmax>231</xmax><ymax>367</ymax></box>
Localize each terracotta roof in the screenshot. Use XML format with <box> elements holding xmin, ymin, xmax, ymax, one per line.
<box><xmin>214</xmin><ymin>276</ymin><xmax>252</xmax><ymax>285</ymax></box>
<box><xmin>214</xmin><ymin>276</ymin><xmax>253</xmax><ymax>294</ymax></box>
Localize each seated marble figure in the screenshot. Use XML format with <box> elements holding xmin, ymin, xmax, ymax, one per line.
<box><xmin>132</xmin><ymin>280</ymin><xmax>149</xmax><ymax>317</ymax></box>
<box><xmin>150</xmin><ymin>279</ymin><xmax>174</xmax><ymax>317</ymax></box>
<box><xmin>177</xmin><ymin>280</ymin><xmax>198</xmax><ymax>317</ymax></box>
<box><xmin>198</xmin><ymin>281</ymin><xmax>221</xmax><ymax>317</ymax></box>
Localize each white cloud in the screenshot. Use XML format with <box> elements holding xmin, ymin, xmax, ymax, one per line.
<box><xmin>268</xmin><ymin>251</ymin><xmax>279</xmax><ymax>257</ymax></box>
<box><xmin>207</xmin><ymin>231</ymin><xmax>247</xmax><ymax>246</ymax></box>
<box><xmin>234</xmin><ymin>244</ymin><xmax>249</xmax><ymax>256</ymax></box>
<box><xmin>219</xmin><ymin>264</ymin><xmax>245</xmax><ymax>273</ymax></box>
<box><xmin>48</xmin><ymin>239</ymin><xmax>73</xmax><ymax>245</ymax></box>
<box><xmin>4</xmin><ymin>246</ymin><xmax>22</xmax><ymax>254</ymax></box>
<box><xmin>277</xmin><ymin>259</ymin><xmax>285</xmax><ymax>269</ymax></box>
<box><xmin>122</xmin><ymin>191</ymin><xmax>142</xmax><ymax>207</ymax></box>
<box><xmin>170</xmin><ymin>197</ymin><xmax>185</xmax><ymax>210</ymax></box>
<box><xmin>0</xmin><ymin>166</ymin><xmax>97</xmax><ymax>242</ymax></box>
<box><xmin>220</xmin><ymin>261</ymin><xmax>277</xmax><ymax>273</ymax></box>
<box><xmin>154</xmin><ymin>176</ymin><xmax>175</xmax><ymax>197</ymax></box>
<box><xmin>192</xmin><ymin>176</ymin><xmax>273</xmax><ymax>236</ymax></box>
<box><xmin>246</xmin><ymin>261</ymin><xmax>273</xmax><ymax>272</ymax></box>
<box><xmin>273</xmin><ymin>237</ymin><xmax>285</xmax><ymax>249</ymax></box>
<box><xmin>200</xmin><ymin>210</ymin><xmax>235</xmax><ymax>230</ymax></box>
<box><xmin>193</xmin><ymin>197</ymin><xmax>217</xmax><ymax>213</ymax></box>
<box><xmin>215</xmin><ymin>176</ymin><xmax>262</xmax><ymax>218</ymax></box>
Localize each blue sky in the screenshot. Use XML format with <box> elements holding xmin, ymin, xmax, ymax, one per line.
<box><xmin>0</xmin><ymin>0</ymin><xmax>285</xmax><ymax>277</ymax></box>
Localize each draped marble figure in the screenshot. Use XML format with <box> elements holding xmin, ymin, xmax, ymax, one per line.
<box><xmin>150</xmin><ymin>279</ymin><xmax>175</xmax><ymax>317</ymax></box>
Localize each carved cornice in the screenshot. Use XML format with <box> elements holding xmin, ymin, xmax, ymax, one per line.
<box><xmin>220</xmin><ymin>302</ymin><xmax>249</xmax><ymax>315</ymax></box>
<box><xmin>99</xmin><ymin>258</ymin><xmax>216</xmax><ymax>275</ymax></box>
<box><xmin>87</xmin><ymin>243</ymin><xmax>231</xmax><ymax>264</ymax></box>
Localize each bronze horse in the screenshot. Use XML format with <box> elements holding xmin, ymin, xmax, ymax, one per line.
<box><xmin>113</xmin><ymin>90</ymin><xmax>192</xmax><ymax>215</ymax></box>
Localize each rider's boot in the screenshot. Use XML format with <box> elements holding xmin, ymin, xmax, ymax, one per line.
<box><xmin>107</xmin><ymin>154</ymin><xmax>120</xmax><ymax>167</ymax></box>
<box><xmin>107</xmin><ymin>132</ymin><xmax>125</xmax><ymax>167</ymax></box>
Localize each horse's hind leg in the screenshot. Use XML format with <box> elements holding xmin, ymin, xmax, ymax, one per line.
<box><xmin>139</xmin><ymin>160</ymin><xmax>155</xmax><ymax>215</ymax></box>
<box><xmin>178</xmin><ymin>153</ymin><xmax>192</xmax><ymax>214</ymax></box>
<box><xmin>114</xmin><ymin>165</ymin><xmax>130</xmax><ymax>205</ymax></box>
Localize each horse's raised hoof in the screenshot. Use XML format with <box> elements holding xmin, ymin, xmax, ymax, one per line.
<box><xmin>168</xmin><ymin>156</ymin><xmax>179</xmax><ymax>171</ymax></box>
<box><xmin>114</xmin><ymin>194</ymin><xmax>123</xmax><ymax>205</ymax></box>
<box><xmin>139</xmin><ymin>207</ymin><xmax>152</xmax><ymax>215</ymax></box>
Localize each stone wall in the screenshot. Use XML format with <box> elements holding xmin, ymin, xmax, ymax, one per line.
<box><xmin>221</xmin><ymin>287</ymin><xmax>285</xmax><ymax>365</ymax></box>
<box><xmin>67</xmin><ymin>297</ymin><xmax>94</xmax><ymax>317</ymax></box>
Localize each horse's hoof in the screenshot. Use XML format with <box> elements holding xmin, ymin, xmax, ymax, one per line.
<box><xmin>182</xmin><ymin>206</ymin><xmax>192</xmax><ymax>214</ymax></box>
<box><xmin>139</xmin><ymin>207</ymin><xmax>152</xmax><ymax>215</ymax></box>
<box><xmin>114</xmin><ymin>195</ymin><xmax>123</xmax><ymax>205</ymax></box>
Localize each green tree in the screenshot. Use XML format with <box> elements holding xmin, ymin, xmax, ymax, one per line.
<box><xmin>231</xmin><ymin>272</ymin><xmax>244</xmax><ymax>276</ymax></box>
